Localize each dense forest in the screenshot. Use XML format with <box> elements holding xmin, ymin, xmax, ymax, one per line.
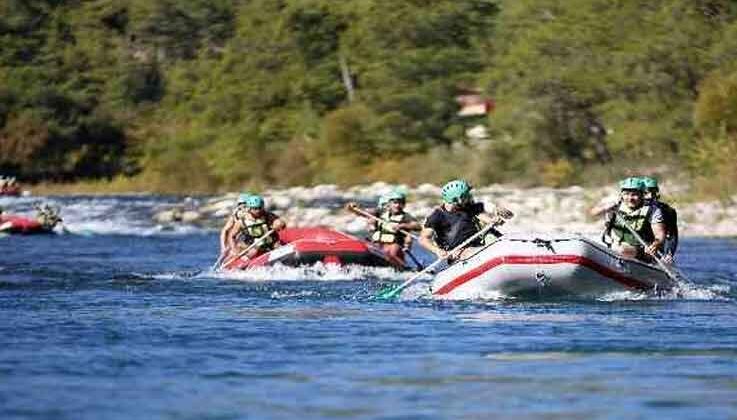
<box><xmin>1</xmin><ymin>0</ymin><xmax>736</xmax><ymax>196</ymax></box>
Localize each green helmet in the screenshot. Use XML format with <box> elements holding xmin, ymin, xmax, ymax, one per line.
<box><xmin>377</xmin><ymin>195</ymin><xmax>388</xmax><ymax>208</ymax></box>
<box><xmin>384</xmin><ymin>189</ymin><xmax>406</xmax><ymax>203</ymax></box>
<box><xmin>641</xmin><ymin>176</ymin><xmax>659</xmax><ymax>191</ymax></box>
<box><xmin>237</xmin><ymin>193</ymin><xmax>252</xmax><ymax>205</ymax></box>
<box><xmin>245</xmin><ymin>194</ymin><xmax>265</xmax><ymax>209</ymax></box>
<box><xmin>619</xmin><ymin>177</ymin><xmax>644</xmax><ymax>191</ymax></box>
<box><xmin>441</xmin><ymin>179</ymin><xmax>472</xmax><ymax>204</ymax></box>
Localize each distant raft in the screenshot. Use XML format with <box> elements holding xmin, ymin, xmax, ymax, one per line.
<box><xmin>430</xmin><ymin>234</ymin><xmax>677</xmax><ymax>299</ymax></box>
<box><xmin>0</xmin><ymin>214</ymin><xmax>55</xmax><ymax>235</ymax></box>
<box><xmin>0</xmin><ymin>184</ymin><xmax>20</xmax><ymax>196</ymax></box>
<box><xmin>221</xmin><ymin>226</ymin><xmax>406</xmax><ymax>270</ymax></box>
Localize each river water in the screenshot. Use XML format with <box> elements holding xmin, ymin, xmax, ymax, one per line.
<box><xmin>1</xmin><ymin>195</ymin><xmax>736</xmax><ymax>419</ymax></box>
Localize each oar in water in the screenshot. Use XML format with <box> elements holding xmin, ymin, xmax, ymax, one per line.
<box><xmin>214</xmin><ymin>228</ymin><xmax>277</xmax><ymax>272</ymax></box>
<box><xmin>210</xmin><ymin>253</ymin><xmax>228</xmax><ymax>272</ymax></box>
<box><xmin>614</xmin><ymin>213</ymin><xmax>687</xmax><ymax>284</ymax></box>
<box><xmin>375</xmin><ymin>218</ymin><xmax>508</xmax><ymax>300</ymax></box>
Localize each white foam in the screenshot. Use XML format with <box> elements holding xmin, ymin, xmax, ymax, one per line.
<box><xmin>667</xmin><ymin>282</ymin><xmax>732</xmax><ymax>301</ymax></box>
<box><xmin>595</xmin><ymin>280</ymin><xmax>732</xmax><ymax>302</ymax></box>
<box><xmin>270</xmin><ymin>290</ymin><xmax>318</xmax><ymax>299</ymax></box>
<box><xmin>597</xmin><ymin>290</ymin><xmax>649</xmax><ymax>301</ymax></box>
<box><xmin>211</xmin><ymin>263</ymin><xmax>403</xmax><ymax>283</ymax></box>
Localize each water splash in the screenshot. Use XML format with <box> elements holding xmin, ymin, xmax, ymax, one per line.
<box><xmin>210</xmin><ymin>263</ymin><xmax>403</xmax><ymax>283</ymax></box>
<box><xmin>668</xmin><ymin>282</ymin><xmax>732</xmax><ymax>301</ymax></box>
<box><xmin>270</xmin><ymin>290</ymin><xmax>318</xmax><ymax>299</ymax></box>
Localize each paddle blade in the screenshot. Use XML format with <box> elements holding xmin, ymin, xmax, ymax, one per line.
<box><xmin>375</xmin><ymin>285</ymin><xmax>402</xmax><ymax>300</ymax></box>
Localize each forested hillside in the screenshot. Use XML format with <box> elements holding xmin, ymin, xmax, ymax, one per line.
<box><xmin>1</xmin><ymin>0</ymin><xmax>736</xmax><ymax>196</ymax></box>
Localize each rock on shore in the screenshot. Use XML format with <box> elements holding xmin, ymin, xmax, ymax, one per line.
<box><xmin>157</xmin><ymin>182</ymin><xmax>737</xmax><ymax>237</ymax></box>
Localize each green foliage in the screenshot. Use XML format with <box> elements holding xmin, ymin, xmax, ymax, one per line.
<box><xmin>688</xmin><ymin>69</ymin><xmax>737</xmax><ymax>199</ymax></box>
<box><xmin>540</xmin><ymin>159</ymin><xmax>578</xmax><ymax>188</ymax></box>
<box><xmin>2</xmin><ymin>0</ymin><xmax>737</xmax><ymax>196</ymax></box>
<box><xmin>685</xmin><ymin>130</ymin><xmax>737</xmax><ymax>201</ymax></box>
<box><xmin>129</xmin><ymin>0</ymin><xmax>235</xmax><ymax>60</ymax></box>
<box><xmin>694</xmin><ymin>70</ymin><xmax>737</xmax><ymax>135</ymax></box>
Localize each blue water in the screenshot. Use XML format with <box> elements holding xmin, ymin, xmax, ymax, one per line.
<box><xmin>1</xmin><ymin>196</ymin><xmax>737</xmax><ymax>419</ymax></box>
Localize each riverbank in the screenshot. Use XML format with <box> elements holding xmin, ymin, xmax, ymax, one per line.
<box><xmin>150</xmin><ymin>182</ymin><xmax>737</xmax><ymax>237</ymax></box>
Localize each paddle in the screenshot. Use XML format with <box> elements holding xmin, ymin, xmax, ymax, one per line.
<box><xmin>215</xmin><ymin>228</ymin><xmax>277</xmax><ymax>272</ymax></box>
<box><xmin>210</xmin><ymin>253</ymin><xmax>228</xmax><ymax>272</ymax></box>
<box><xmin>614</xmin><ymin>213</ymin><xmax>686</xmax><ymax>284</ymax></box>
<box><xmin>375</xmin><ymin>218</ymin><xmax>507</xmax><ymax>300</ymax></box>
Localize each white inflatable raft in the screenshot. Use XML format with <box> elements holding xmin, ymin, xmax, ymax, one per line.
<box><xmin>430</xmin><ymin>234</ymin><xmax>677</xmax><ymax>299</ymax></box>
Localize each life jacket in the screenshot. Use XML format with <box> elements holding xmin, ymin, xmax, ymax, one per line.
<box><xmin>371</xmin><ymin>211</ymin><xmax>408</xmax><ymax>244</ymax></box>
<box><xmin>36</xmin><ymin>207</ymin><xmax>62</xmax><ymax>229</ymax></box>
<box><xmin>38</xmin><ymin>214</ymin><xmax>61</xmax><ymax>229</ymax></box>
<box><xmin>469</xmin><ymin>216</ymin><xmax>501</xmax><ymax>245</ymax></box>
<box><xmin>234</xmin><ymin>207</ymin><xmax>276</xmax><ymax>248</ymax></box>
<box><xmin>609</xmin><ymin>204</ymin><xmax>654</xmax><ymax>247</ymax></box>
<box><xmin>461</xmin><ymin>202</ymin><xmax>505</xmax><ymax>246</ymax></box>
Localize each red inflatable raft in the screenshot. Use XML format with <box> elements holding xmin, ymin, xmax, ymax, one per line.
<box><xmin>222</xmin><ymin>227</ymin><xmax>405</xmax><ymax>270</ymax></box>
<box><xmin>0</xmin><ymin>185</ymin><xmax>21</xmax><ymax>196</ymax></box>
<box><xmin>0</xmin><ymin>214</ymin><xmax>53</xmax><ymax>234</ymax></box>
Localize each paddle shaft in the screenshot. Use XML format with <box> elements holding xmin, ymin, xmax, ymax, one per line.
<box><xmin>614</xmin><ymin>213</ymin><xmax>682</xmax><ymax>283</ymax></box>
<box><xmin>404</xmin><ymin>248</ymin><xmax>424</xmax><ymax>270</ymax></box>
<box><xmin>210</xmin><ymin>253</ymin><xmax>228</xmax><ymax>272</ymax></box>
<box><xmin>217</xmin><ymin>228</ymin><xmax>277</xmax><ymax>271</ymax></box>
<box><xmin>379</xmin><ymin>221</ymin><xmax>502</xmax><ymax>299</ymax></box>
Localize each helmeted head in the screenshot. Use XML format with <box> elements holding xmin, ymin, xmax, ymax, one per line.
<box><xmin>641</xmin><ymin>177</ymin><xmax>658</xmax><ymax>191</ymax></box>
<box><xmin>619</xmin><ymin>177</ymin><xmax>644</xmax><ymax>209</ymax></box>
<box><xmin>383</xmin><ymin>189</ymin><xmax>407</xmax><ymax>214</ymax></box>
<box><xmin>441</xmin><ymin>179</ymin><xmax>472</xmax><ymax>205</ymax></box>
<box><xmin>377</xmin><ymin>195</ymin><xmax>388</xmax><ymax>209</ymax></box>
<box><xmin>619</xmin><ymin>177</ymin><xmax>645</xmax><ymax>192</ymax></box>
<box><xmin>237</xmin><ymin>193</ymin><xmax>251</xmax><ymax>205</ymax></box>
<box><xmin>384</xmin><ymin>190</ymin><xmax>406</xmax><ymax>204</ymax></box>
<box><xmin>245</xmin><ymin>194</ymin><xmax>265</xmax><ymax>210</ymax></box>
<box><xmin>379</xmin><ymin>188</ymin><xmax>407</xmax><ymax>209</ymax></box>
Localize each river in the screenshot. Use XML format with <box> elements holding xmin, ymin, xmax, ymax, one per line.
<box><xmin>1</xmin><ymin>195</ymin><xmax>736</xmax><ymax>419</ymax></box>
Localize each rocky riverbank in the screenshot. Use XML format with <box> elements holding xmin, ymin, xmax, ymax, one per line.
<box><xmin>153</xmin><ymin>182</ymin><xmax>737</xmax><ymax>237</ymax></box>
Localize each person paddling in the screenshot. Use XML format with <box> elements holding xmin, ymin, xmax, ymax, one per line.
<box><xmin>603</xmin><ymin>177</ymin><xmax>666</xmax><ymax>262</ymax></box>
<box><xmin>419</xmin><ymin>179</ymin><xmax>513</xmax><ymax>263</ymax></box>
<box><xmin>357</xmin><ymin>189</ymin><xmax>421</xmax><ymax>266</ymax></box>
<box><xmin>35</xmin><ymin>203</ymin><xmax>63</xmax><ymax>231</ymax></box>
<box><xmin>641</xmin><ymin>176</ymin><xmax>678</xmax><ymax>263</ymax></box>
<box><xmin>219</xmin><ymin>193</ymin><xmax>286</xmax><ymax>262</ymax></box>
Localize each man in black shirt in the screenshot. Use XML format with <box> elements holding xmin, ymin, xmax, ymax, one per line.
<box><xmin>641</xmin><ymin>177</ymin><xmax>678</xmax><ymax>263</ymax></box>
<box><xmin>420</xmin><ymin>179</ymin><xmax>512</xmax><ymax>261</ymax></box>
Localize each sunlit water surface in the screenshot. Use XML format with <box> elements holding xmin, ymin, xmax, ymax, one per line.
<box><xmin>1</xmin><ymin>195</ymin><xmax>736</xmax><ymax>419</ymax></box>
